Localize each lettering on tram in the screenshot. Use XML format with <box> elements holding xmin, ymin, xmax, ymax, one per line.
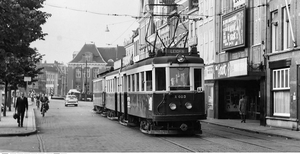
<box><xmin>165</xmin><ymin>48</ymin><xmax>188</xmax><ymax>54</ymax></box>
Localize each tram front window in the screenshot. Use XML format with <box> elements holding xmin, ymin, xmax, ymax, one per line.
<box><xmin>170</xmin><ymin>67</ymin><xmax>190</xmax><ymax>90</ymax></box>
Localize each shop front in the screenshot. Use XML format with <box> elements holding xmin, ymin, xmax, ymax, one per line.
<box><xmin>205</xmin><ymin>58</ymin><xmax>264</xmax><ymax>120</ymax></box>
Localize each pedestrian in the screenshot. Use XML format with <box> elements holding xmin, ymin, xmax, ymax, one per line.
<box><xmin>239</xmin><ymin>95</ymin><xmax>247</xmax><ymax>123</ymax></box>
<box><xmin>12</xmin><ymin>92</ymin><xmax>17</xmax><ymax>109</ymax></box>
<box><xmin>15</xmin><ymin>92</ymin><xmax>28</xmax><ymax>127</ymax></box>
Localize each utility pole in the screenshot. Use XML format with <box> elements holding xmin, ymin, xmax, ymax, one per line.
<box><xmin>85</xmin><ymin>60</ymin><xmax>87</xmax><ymax>101</ymax></box>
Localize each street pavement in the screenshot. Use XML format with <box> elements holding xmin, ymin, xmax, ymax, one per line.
<box><xmin>0</xmin><ymin>100</ymin><xmax>36</xmax><ymax>137</ymax></box>
<box><xmin>1</xmin><ymin>100</ymin><xmax>300</xmax><ymax>140</ymax></box>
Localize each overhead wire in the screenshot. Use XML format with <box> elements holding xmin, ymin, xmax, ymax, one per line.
<box><xmin>44</xmin><ymin>2</ymin><xmax>267</xmax><ymax>21</ymax></box>
<box><xmin>109</xmin><ymin>20</ymin><xmax>137</xmax><ymax>45</ymax></box>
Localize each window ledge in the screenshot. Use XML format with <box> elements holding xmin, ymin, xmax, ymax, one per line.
<box><xmin>268</xmin><ymin>46</ymin><xmax>300</xmax><ymax>56</ymax></box>
<box><xmin>266</xmin><ymin>116</ymin><xmax>298</xmax><ymax>122</ymax></box>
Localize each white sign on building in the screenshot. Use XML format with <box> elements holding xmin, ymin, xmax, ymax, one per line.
<box><xmin>233</xmin><ymin>0</ymin><xmax>245</xmax><ymax>8</ymax></box>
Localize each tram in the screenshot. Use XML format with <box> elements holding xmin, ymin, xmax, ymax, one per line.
<box><xmin>93</xmin><ymin>47</ymin><xmax>206</xmax><ymax>134</ymax></box>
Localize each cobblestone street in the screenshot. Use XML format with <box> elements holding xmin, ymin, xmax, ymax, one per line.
<box><xmin>1</xmin><ymin>99</ymin><xmax>300</xmax><ymax>152</ymax></box>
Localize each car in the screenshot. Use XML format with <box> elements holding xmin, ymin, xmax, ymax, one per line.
<box><xmin>65</xmin><ymin>95</ymin><xmax>78</xmax><ymax>107</ymax></box>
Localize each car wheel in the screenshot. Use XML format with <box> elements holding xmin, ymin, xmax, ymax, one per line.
<box><xmin>75</xmin><ymin>104</ymin><xmax>78</xmax><ymax>107</ymax></box>
<box><xmin>65</xmin><ymin>104</ymin><xmax>67</xmax><ymax>107</ymax></box>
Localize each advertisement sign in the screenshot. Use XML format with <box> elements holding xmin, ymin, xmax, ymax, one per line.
<box><xmin>222</xmin><ymin>6</ymin><xmax>246</xmax><ymax>50</ymax></box>
<box><xmin>215</xmin><ymin>62</ymin><xmax>229</xmax><ymax>79</ymax></box>
<box><xmin>214</xmin><ymin>58</ymin><xmax>248</xmax><ymax>79</ymax></box>
<box><xmin>229</xmin><ymin>58</ymin><xmax>247</xmax><ymax>77</ymax></box>
<box><xmin>204</xmin><ymin>65</ymin><xmax>214</xmax><ymax>80</ymax></box>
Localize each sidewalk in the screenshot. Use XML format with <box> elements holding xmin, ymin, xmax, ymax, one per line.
<box><xmin>0</xmin><ymin>101</ymin><xmax>37</xmax><ymax>137</ymax></box>
<box><xmin>200</xmin><ymin>118</ymin><xmax>300</xmax><ymax>140</ymax></box>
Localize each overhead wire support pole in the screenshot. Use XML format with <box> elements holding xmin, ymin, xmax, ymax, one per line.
<box><xmin>85</xmin><ymin>60</ymin><xmax>87</xmax><ymax>101</ymax></box>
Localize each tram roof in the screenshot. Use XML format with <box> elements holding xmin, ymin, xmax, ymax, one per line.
<box><xmin>98</xmin><ymin>55</ymin><xmax>204</xmax><ymax>77</ymax></box>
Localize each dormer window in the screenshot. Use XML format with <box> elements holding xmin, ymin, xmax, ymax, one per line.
<box><xmin>84</xmin><ymin>52</ymin><xmax>92</xmax><ymax>62</ymax></box>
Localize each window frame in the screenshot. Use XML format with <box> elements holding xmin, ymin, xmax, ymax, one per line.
<box><xmin>271</xmin><ymin>10</ymin><xmax>279</xmax><ymax>53</ymax></box>
<box><xmin>272</xmin><ymin>67</ymin><xmax>290</xmax><ymax>117</ymax></box>
<box><xmin>282</xmin><ymin>6</ymin><xmax>291</xmax><ymax>50</ymax></box>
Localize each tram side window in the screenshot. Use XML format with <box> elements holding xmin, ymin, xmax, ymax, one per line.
<box><xmin>132</xmin><ymin>74</ymin><xmax>135</xmax><ymax>92</ymax></box>
<box><xmin>146</xmin><ymin>71</ymin><xmax>152</xmax><ymax>91</ymax></box>
<box><xmin>155</xmin><ymin>68</ymin><xmax>166</xmax><ymax>91</ymax></box>
<box><xmin>194</xmin><ymin>69</ymin><xmax>202</xmax><ymax>90</ymax></box>
<box><xmin>136</xmin><ymin>73</ymin><xmax>140</xmax><ymax>91</ymax></box>
<box><xmin>141</xmin><ymin>72</ymin><xmax>145</xmax><ymax>91</ymax></box>
<box><xmin>99</xmin><ymin>80</ymin><xmax>103</xmax><ymax>91</ymax></box>
<box><xmin>128</xmin><ymin>75</ymin><xmax>131</xmax><ymax>92</ymax></box>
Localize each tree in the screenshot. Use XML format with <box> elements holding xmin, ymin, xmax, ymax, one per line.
<box><xmin>0</xmin><ymin>0</ymin><xmax>51</xmax><ymax>116</ymax></box>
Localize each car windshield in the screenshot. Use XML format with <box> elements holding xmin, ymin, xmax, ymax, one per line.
<box><xmin>68</xmin><ymin>95</ymin><xmax>76</xmax><ymax>99</ymax></box>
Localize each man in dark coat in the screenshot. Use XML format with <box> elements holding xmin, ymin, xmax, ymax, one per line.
<box><xmin>239</xmin><ymin>95</ymin><xmax>247</xmax><ymax>123</ymax></box>
<box><xmin>15</xmin><ymin>92</ymin><xmax>28</xmax><ymax>127</ymax></box>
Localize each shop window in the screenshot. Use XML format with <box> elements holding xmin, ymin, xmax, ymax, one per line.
<box><xmin>272</xmin><ymin>68</ymin><xmax>290</xmax><ymax>117</ymax></box>
<box><xmin>156</xmin><ymin>68</ymin><xmax>166</xmax><ymax>91</ymax></box>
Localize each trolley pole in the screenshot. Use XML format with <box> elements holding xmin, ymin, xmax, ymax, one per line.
<box><xmin>85</xmin><ymin>60</ymin><xmax>87</xmax><ymax>101</ymax></box>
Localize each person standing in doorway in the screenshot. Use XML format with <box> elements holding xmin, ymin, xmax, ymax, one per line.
<box><xmin>239</xmin><ymin>95</ymin><xmax>247</xmax><ymax>123</ymax></box>
<box><xmin>15</xmin><ymin>92</ymin><xmax>28</xmax><ymax>127</ymax></box>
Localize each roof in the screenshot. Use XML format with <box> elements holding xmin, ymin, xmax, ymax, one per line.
<box><xmin>69</xmin><ymin>43</ymin><xmax>106</xmax><ymax>64</ymax></box>
<box><xmin>97</xmin><ymin>46</ymin><xmax>126</xmax><ymax>63</ymax></box>
<box><xmin>42</xmin><ymin>66</ymin><xmax>58</xmax><ymax>73</ymax></box>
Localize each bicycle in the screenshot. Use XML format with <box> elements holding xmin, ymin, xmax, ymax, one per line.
<box><xmin>41</xmin><ymin>101</ymin><xmax>49</xmax><ymax>117</ymax></box>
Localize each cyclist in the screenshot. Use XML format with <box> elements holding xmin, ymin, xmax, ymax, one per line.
<box><xmin>40</xmin><ymin>93</ymin><xmax>49</xmax><ymax>113</ymax></box>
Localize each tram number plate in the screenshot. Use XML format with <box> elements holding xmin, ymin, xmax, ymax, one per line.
<box><xmin>175</xmin><ymin>95</ymin><xmax>186</xmax><ymax>99</ymax></box>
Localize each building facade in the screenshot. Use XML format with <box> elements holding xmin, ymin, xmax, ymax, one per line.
<box><xmin>67</xmin><ymin>43</ymin><xmax>125</xmax><ymax>98</ymax></box>
<box><xmin>266</xmin><ymin>0</ymin><xmax>300</xmax><ymax>130</ymax></box>
<box><xmin>205</xmin><ymin>1</ymin><xmax>266</xmax><ymax>124</ymax></box>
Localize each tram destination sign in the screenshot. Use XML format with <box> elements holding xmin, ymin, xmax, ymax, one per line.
<box><xmin>165</xmin><ymin>48</ymin><xmax>188</xmax><ymax>55</ymax></box>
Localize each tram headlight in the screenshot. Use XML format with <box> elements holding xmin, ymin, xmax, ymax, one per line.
<box><xmin>185</xmin><ymin>102</ymin><xmax>192</xmax><ymax>109</ymax></box>
<box><xmin>169</xmin><ymin>103</ymin><xmax>177</xmax><ymax>110</ymax></box>
<box><xmin>176</xmin><ymin>54</ymin><xmax>186</xmax><ymax>63</ymax></box>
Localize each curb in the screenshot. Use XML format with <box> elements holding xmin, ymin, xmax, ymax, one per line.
<box><xmin>0</xmin><ymin>108</ymin><xmax>37</xmax><ymax>137</ymax></box>
<box><xmin>200</xmin><ymin>120</ymin><xmax>300</xmax><ymax>141</ymax></box>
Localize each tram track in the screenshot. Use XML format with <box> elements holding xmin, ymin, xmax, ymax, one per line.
<box><xmin>202</xmin><ymin>124</ymin><xmax>300</xmax><ymax>149</ymax></box>
<box><xmin>198</xmin><ymin>128</ymin><xmax>282</xmax><ymax>152</ymax></box>
<box><xmin>159</xmin><ymin>137</ymin><xmax>198</xmax><ymax>152</ymax></box>
<box><xmin>36</xmin><ymin>133</ymin><xmax>46</xmax><ymax>152</ymax></box>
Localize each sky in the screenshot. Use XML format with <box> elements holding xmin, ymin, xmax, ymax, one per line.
<box><xmin>30</xmin><ymin>0</ymin><xmax>140</xmax><ymax>65</ymax></box>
